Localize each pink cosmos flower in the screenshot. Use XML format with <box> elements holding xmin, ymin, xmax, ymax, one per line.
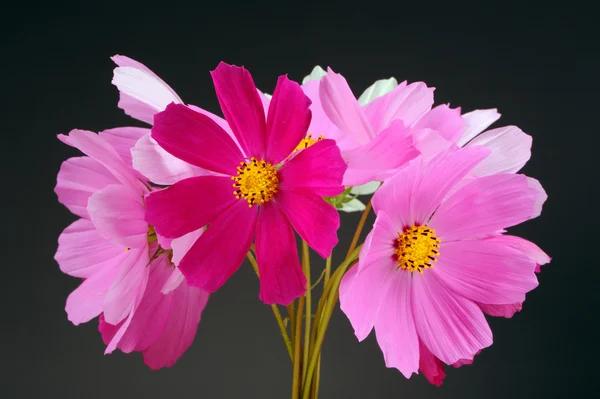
<box><xmin>54</xmin><ymin>128</ymin><xmax>209</xmax><ymax>369</ymax></box>
<box><xmin>339</xmin><ymin>146</ymin><xmax>549</xmax><ymax>383</ymax></box>
<box><xmin>145</xmin><ymin>62</ymin><xmax>347</xmax><ymax>306</ymax></box>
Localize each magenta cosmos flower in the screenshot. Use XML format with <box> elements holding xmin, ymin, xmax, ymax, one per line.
<box><xmin>146</xmin><ymin>62</ymin><xmax>347</xmax><ymax>306</ymax></box>
<box><xmin>339</xmin><ymin>146</ymin><xmax>549</xmax><ymax>383</ymax></box>
<box><xmin>55</xmin><ymin>128</ymin><xmax>209</xmax><ymax>369</ymax></box>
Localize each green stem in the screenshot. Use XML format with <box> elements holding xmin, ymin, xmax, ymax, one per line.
<box><xmin>301</xmin><ymin>241</ymin><xmax>311</xmax><ymax>386</ymax></box>
<box><xmin>292</xmin><ymin>296</ymin><xmax>305</xmax><ymax>399</ymax></box>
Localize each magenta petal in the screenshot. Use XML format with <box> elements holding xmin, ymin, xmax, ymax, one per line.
<box><xmin>278</xmin><ymin>139</ymin><xmax>346</xmax><ymax>197</ymax></box>
<box><xmin>145</xmin><ymin>176</ymin><xmax>237</xmax><ymax>239</ymax></box>
<box><xmin>255</xmin><ymin>203</ymin><xmax>306</xmax><ymax>305</ymax></box>
<box><xmin>319</xmin><ymin>67</ymin><xmax>374</xmax><ymax>145</ymax></box>
<box><xmin>342</xmin><ymin>120</ymin><xmax>419</xmax><ymax>186</ymax></box>
<box><xmin>55</xmin><ymin>219</ymin><xmax>127</xmax><ymax>278</ymax></box>
<box><xmin>413</xmin><ymin>104</ymin><xmax>465</xmax><ymax>143</ymax></box>
<box><xmin>211</xmin><ymin>62</ymin><xmax>266</xmax><ymax>158</ymax></box>
<box><xmin>103</xmin><ymin>247</ymin><xmax>150</xmax><ymax>325</ymax></box>
<box><xmin>418</xmin><ymin>340</ymin><xmax>446</xmax><ymax>386</ymax></box>
<box><xmin>265</xmin><ymin>75</ymin><xmax>312</xmax><ymax>164</ymax></box>
<box><xmin>433</xmin><ymin>239</ymin><xmax>538</xmax><ymax>305</ymax></box>
<box><xmin>456</xmin><ymin>109</ymin><xmax>502</xmax><ymax>147</ymax></box>
<box><xmin>143</xmin><ymin>282</ymin><xmax>209</xmax><ymax>369</ymax></box>
<box><xmin>430</xmin><ymin>174</ymin><xmax>547</xmax><ymax>242</ymax></box>
<box><xmin>276</xmin><ymin>188</ymin><xmax>340</xmax><ymax>258</ymax></box>
<box><xmin>99</xmin><ymin>127</ymin><xmax>149</xmax><ymax>168</ymax></box>
<box><xmin>411</xmin><ymin>272</ymin><xmax>492</xmax><ymax>365</ymax></box>
<box><xmin>374</xmin><ymin>271</ymin><xmax>419</xmax><ymax>378</ymax></box>
<box><xmin>478</xmin><ymin>302</ymin><xmax>523</xmax><ymax>318</ymax></box>
<box><xmin>55</xmin><ymin>156</ymin><xmax>119</xmax><ymax>219</ymax></box>
<box><xmin>87</xmin><ymin>184</ymin><xmax>147</xmax><ymax>248</ymax></box>
<box><xmin>179</xmin><ymin>200</ymin><xmax>257</xmax><ymax>292</ymax></box>
<box><xmin>152</xmin><ymin>103</ymin><xmax>243</xmax><ymax>175</ymax></box>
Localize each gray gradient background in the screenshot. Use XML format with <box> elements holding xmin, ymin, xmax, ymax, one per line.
<box><xmin>2</xmin><ymin>4</ymin><xmax>597</xmax><ymax>398</ymax></box>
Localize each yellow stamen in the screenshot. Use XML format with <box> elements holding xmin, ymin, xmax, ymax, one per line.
<box><xmin>231</xmin><ymin>157</ymin><xmax>279</xmax><ymax>207</ymax></box>
<box><xmin>294</xmin><ymin>133</ymin><xmax>325</xmax><ymax>153</ymax></box>
<box><xmin>393</xmin><ymin>225</ymin><xmax>441</xmax><ymax>274</ymax></box>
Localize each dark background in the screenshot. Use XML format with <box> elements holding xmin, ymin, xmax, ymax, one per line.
<box><xmin>2</xmin><ymin>4</ymin><xmax>598</xmax><ymax>398</ymax></box>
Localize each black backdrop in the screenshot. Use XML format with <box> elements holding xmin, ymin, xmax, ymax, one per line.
<box><xmin>3</xmin><ymin>4</ymin><xmax>598</xmax><ymax>398</ymax></box>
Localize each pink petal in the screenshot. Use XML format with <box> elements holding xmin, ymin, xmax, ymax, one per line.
<box><xmin>55</xmin><ymin>219</ymin><xmax>127</xmax><ymax>278</ymax></box>
<box><xmin>66</xmin><ymin>255</ymin><xmax>122</xmax><ymax>325</ymax></box>
<box><xmin>170</xmin><ymin>228</ymin><xmax>205</xmax><ymax>267</ymax></box>
<box><xmin>145</xmin><ymin>176</ymin><xmax>237</xmax><ymax>239</ymax></box>
<box><xmin>478</xmin><ymin>303</ymin><xmax>522</xmax><ymax>318</ymax></box>
<box><xmin>319</xmin><ymin>67</ymin><xmax>374</xmax><ymax>145</ymax></box>
<box><xmin>430</xmin><ymin>174</ymin><xmax>547</xmax><ymax>242</ymax></box>
<box><xmin>411</xmin><ymin>271</ymin><xmax>493</xmax><ymax>365</ymax></box>
<box><xmin>456</xmin><ymin>109</ymin><xmax>501</xmax><ymax>147</ymax></box>
<box><xmin>98</xmin><ymin>127</ymin><xmax>149</xmax><ymax>168</ymax></box>
<box><xmin>278</xmin><ymin>139</ymin><xmax>346</xmax><ymax>197</ymax></box>
<box><xmin>264</xmin><ymin>75</ymin><xmax>312</xmax><ymax>164</ymax></box>
<box><xmin>55</xmin><ymin>156</ymin><xmax>119</xmax><ymax>219</ymax></box>
<box><xmin>364</xmin><ymin>81</ymin><xmax>434</xmax><ymax>133</ymax></box>
<box><xmin>103</xmin><ymin>247</ymin><xmax>150</xmax><ymax>325</ymax></box>
<box><xmin>433</xmin><ymin>239</ymin><xmax>538</xmax><ymax>305</ymax></box>
<box><xmin>413</xmin><ymin>104</ymin><xmax>465</xmax><ymax>143</ymax></box>
<box><xmin>152</xmin><ymin>103</ymin><xmax>243</xmax><ymax>175</ymax></box>
<box><xmin>418</xmin><ymin>340</ymin><xmax>446</xmax><ymax>386</ymax></box>
<box><xmin>111</xmin><ymin>55</ymin><xmax>183</xmax><ymax>125</ymax></box>
<box><xmin>179</xmin><ymin>200</ymin><xmax>257</xmax><ymax>292</ymax></box>
<box><xmin>374</xmin><ymin>271</ymin><xmax>419</xmax><ymax>378</ymax></box>
<box><xmin>301</xmin><ymin>79</ymin><xmax>339</xmax><ymax>140</ymax></box>
<box><xmin>254</xmin><ymin>203</ymin><xmax>306</xmax><ymax>305</ymax></box>
<box><xmin>161</xmin><ymin>268</ymin><xmax>186</xmax><ymax>294</ymax></box>
<box><xmin>342</xmin><ymin>120</ymin><xmax>419</xmax><ymax>186</ymax></box>
<box><xmin>210</xmin><ymin>62</ymin><xmax>266</xmax><ymax>158</ymax></box>
<box><xmin>483</xmin><ymin>234</ymin><xmax>551</xmax><ymax>272</ymax></box>
<box><xmin>142</xmin><ymin>282</ymin><xmax>209</xmax><ymax>370</ymax></box>
<box><xmin>58</xmin><ymin>130</ymin><xmax>145</xmax><ymax>194</ymax></box>
<box><xmin>411</xmin><ymin>128</ymin><xmax>454</xmax><ymax>161</ymax></box>
<box><xmin>132</xmin><ymin>133</ymin><xmax>211</xmax><ymax>185</ymax></box>
<box><xmin>87</xmin><ymin>184</ymin><xmax>147</xmax><ymax>248</ymax></box>
<box><xmin>466</xmin><ymin>126</ymin><xmax>532</xmax><ymax>176</ymax></box>
<box><xmin>356</xmin><ymin>210</ymin><xmax>400</xmax><ymax>269</ymax></box>
<box><xmin>276</xmin><ymin>188</ymin><xmax>340</xmax><ymax>258</ymax></box>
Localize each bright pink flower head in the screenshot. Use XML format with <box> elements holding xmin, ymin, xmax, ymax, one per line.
<box><xmin>146</xmin><ymin>63</ymin><xmax>347</xmax><ymax>306</ymax></box>
<box><xmin>54</xmin><ymin>128</ymin><xmax>209</xmax><ymax>369</ymax></box>
<box><xmin>339</xmin><ymin>147</ymin><xmax>549</xmax><ymax>382</ymax></box>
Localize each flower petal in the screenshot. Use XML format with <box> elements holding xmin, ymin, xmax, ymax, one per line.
<box><xmin>55</xmin><ymin>156</ymin><xmax>119</xmax><ymax>219</ymax></box>
<box><xmin>413</xmin><ymin>104</ymin><xmax>465</xmax><ymax>143</ymax></box>
<box><xmin>278</xmin><ymin>139</ymin><xmax>346</xmax><ymax>197</ymax></box>
<box><xmin>300</xmin><ymin>80</ymin><xmax>340</xmax><ymax>144</ymax></box>
<box><xmin>98</xmin><ymin>127</ymin><xmax>149</xmax><ymax>169</ymax></box>
<box><xmin>456</xmin><ymin>109</ymin><xmax>501</xmax><ymax>147</ymax></box>
<box><xmin>358</xmin><ymin>210</ymin><xmax>400</xmax><ymax>267</ymax></box>
<box><xmin>418</xmin><ymin>340</ymin><xmax>446</xmax><ymax>386</ymax></box>
<box><xmin>364</xmin><ymin>81</ymin><xmax>434</xmax><ymax>133</ymax></box>
<box><xmin>339</xmin><ymin>198</ymin><xmax>367</xmax><ymax>213</ymax></box>
<box><xmin>255</xmin><ymin>203</ymin><xmax>306</xmax><ymax>305</ymax></box>
<box><xmin>179</xmin><ymin>200</ymin><xmax>257</xmax><ymax>292</ymax></box>
<box><xmin>152</xmin><ymin>103</ymin><xmax>243</xmax><ymax>175</ymax></box>
<box><xmin>374</xmin><ymin>271</ymin><xmax>419</xmax><ymax>378</ymax></box>
<box><xmin>466</xmin><ymin>126</ymin><xmax>532</xmax><ymax>176</ymax></box>
<box><xmin>55</xmin><ymin>219</ymin><xmax>127</xmax><ymax>278</ymax></box>
<box><xmin>478</xmin><ymin>303</ymin><xmax>523</xmax><ymax>318</ymax></box>
<box><xmin>430</xmin><ymin>174</ymin><xmax>547</xmax><ymax>242</ymax></box>
<box><xmin>145</xmin><ymin>176</ymin><xmax>238</xmax><ymax>239</ymax></box>
<box><xmin>433</xmin><ymin>239</ymin><xmax>538</xmax><ymax>305</ymax></box>
<box><xmin>301</xmin><ymin>65</ymin><xmax>327</xmax><ymax>84</ymax></box>
<box><xmin>276</xmin><ymin>188</ymin><xmax>340</xmax><ymax>258</ymax></box>
<box><xmin>320</xmin><ymin>67</ymin><xmax>374</xmax><ymax>145</ymax></box>
<box><xmin>411</xmin><ymin>271</ymin><xmax>493</xmax><ymax>364</ymax></box>
<box><xmin>111</xmin><ymin>55</ymin><xmax>183</xmax><ymax>125</ymax></box>
<box><xmin>170</xmin><ymin>228</ymin><xmax>205</xmax><ymax>267</ymax></box>
<box><xmin>342</xmin><ymin>119</ymin><xmax>419</xmax><ymax>186</ymax></box>
<box><xmin>161</xmin><ymin>268</ymin><xmax>186</xmax><ymax>294</ymax></box>
<box><xmin>483</xmin><ymin>234</ymin><xmax>551</xmax><ymax>272</ymax></box>
<box><xmin>350</xmin><ymin>181</ymin><xmax>381</xmax><ymax>196</ymax></box>
<box><xmin>87</xmin><ymin>184</ymin><xmax>147</xmax><ymax>248</ymax></box>
<box><xmin>211</xmin><ymin>62</ymin><xmax>266</xmax><ymax>158</ymax></box>
<box><xmin>357</xmin><ymin>77</ymin><xmax>399</xmax><ymax>106</ymax></box>
<box><xmin>132</xmin><ymin>133</ymin><xmax>210</xmax><ymax>185</ymax></box>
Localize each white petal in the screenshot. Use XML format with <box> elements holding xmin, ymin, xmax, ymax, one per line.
<box><xmin>302</xmin><ymin>66</ymin><xmax>327</xmax><ymax>84</ymax></box>
<box><xmin>340</xmin><ymin>198</ymin><xmax>367</xmax><ymax>213</ymax></box>
<box><xmin>350</xmin><ymin>181</ymin><xmax>381</xmax><ymax>195</ymax></box>
<box><xmin>357</xmin><ymin>77</ymin><xmax>399</xmax><ymax>106</ymax></box>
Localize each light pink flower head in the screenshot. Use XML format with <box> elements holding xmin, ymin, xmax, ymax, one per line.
<box><xmin>146</xmin><ymin>62</ymin><xmax>347</xmax><ymax>306</ymax></box>
<box><xmin>339</xmin><ymin>146</ymin><xmax>549</xmax><ymax>382</ymax></box>
<box><xmin>54</xmin><ymin>128</ymin><xmax>209</xmax><ymax>369</ymax></box>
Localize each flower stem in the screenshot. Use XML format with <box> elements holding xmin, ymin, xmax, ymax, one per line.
<box><xmin>346</xmin><ymin>200</ymin><xmax>372</xmax><ymax>258</ymax></box>
<box><xmin>246</xmin><ymin>251</ymin><xmax>293</xmax><ymax>361</ymax></box>
<box><xmin>311</xmin><ymin>254</ymin><xmax>331</xmax><ymax>398</ymax></box>
<box><xmin>292</xmin><ymin>295</ymin><xmax>305</xmax><ymax>399</ymax></box>
<box><xmin>301</xmin><ymin>241</ymin><xmax>311</xmax><ymax>386</ymax></box>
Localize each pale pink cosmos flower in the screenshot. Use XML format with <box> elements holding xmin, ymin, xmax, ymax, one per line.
<box><xmin>145</xmin><ymin>62</ymin><xmax>347</xmax><ymax>306</ymax></box>
<box><xmin>339</xmin><ymin>146</ymin><xmax>549</xmax><ymax>383</ymax></box>
<box><xmin>55</xmin><ymin>128</ymin><xmax>209</xmax><ymax>369</ymax></box>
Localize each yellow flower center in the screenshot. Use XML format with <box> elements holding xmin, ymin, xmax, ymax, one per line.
<box><xmin>393</xmin><ymin>225</ymin><xmax>441</xmax><ymax>274</ymax></box>
<box><xmin>294</xmin><ymin>133</ymin><xmax>325</xmax><ymax>153</ymax></box>
<box><xmin>231</xmin><ymin>157</ymin><xmax>279</xmax><ymax>207</ymax></box>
